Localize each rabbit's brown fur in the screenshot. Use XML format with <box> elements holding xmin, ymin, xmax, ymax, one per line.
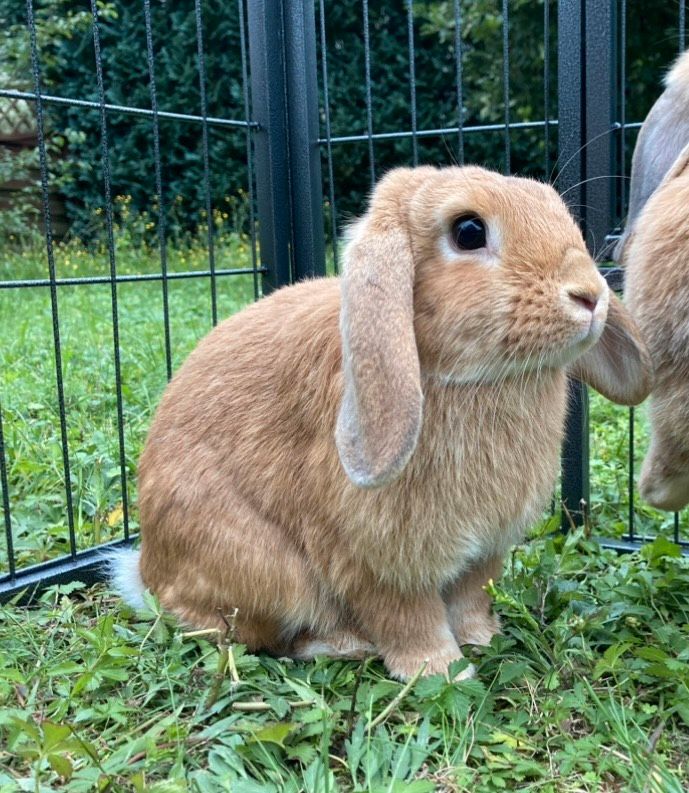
<box><xmin>624</xmin><ymin>146</ymin><xmax>689</xmax><ymax>511</ymax></box>
<box><xmin>617</xmin><ymin>50</ymin><xmax>689</xmax><ymax>512</ymax></box>
<box><xmin>119</xmin><ymin>166</ymin><xmax>651</xmax><ymax>680</ymax></box>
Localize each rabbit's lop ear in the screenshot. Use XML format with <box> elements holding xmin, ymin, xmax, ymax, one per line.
<box><xmin>336</xmin><ymin>169</ymin><xmax>431</xmax><ymax>488</ymax></box>
<box><xmin>570</xmin><ymin>290</ymin><xmax>653</xmax><ymax>406</ymax></box>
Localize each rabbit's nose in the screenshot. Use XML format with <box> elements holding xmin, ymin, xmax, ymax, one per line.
<box><xmin>567</xmin><ymin>288</ymin><xmax>598</xmax><ymax>313</ymax></box>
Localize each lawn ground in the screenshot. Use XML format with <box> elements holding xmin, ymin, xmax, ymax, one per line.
<box><xmin>1</xmin><ymin>232</ymin><xmax>688</xmax><ymax>790</ymax></box>
<box><xmin>1</xmin><ymin>529</ymin><xmax>689</xmax><ymax>791</ymax></box>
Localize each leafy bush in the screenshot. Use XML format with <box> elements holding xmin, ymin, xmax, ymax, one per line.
<box><xmin>0</xmin><ymin>0</ymin><xmax>92</xmax><ymax>241</ymax></box>
<box><xmin>1</xmin><ymin>0</ymin><xmax>686</xmax><ymax>238</ymax></box>
<box><xmin>45</xmin><ymin>0</ymin><xmax>249</xmax><ymax>239</ymax></box>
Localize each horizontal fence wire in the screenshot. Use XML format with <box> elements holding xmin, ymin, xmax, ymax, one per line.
<box><xmin>0</xmin><ymin>89</ymin><xmax>257</xmax><ymax>129</ymax></box>
<box><xmin>319</xmin><ymin>119</ymin><xmax>558</xmax><ymax>146</ymax></box>
<box><xmin>0</xmin><ymin>269</ymin><xmax>263</xmax><ymax>290</ymax></box>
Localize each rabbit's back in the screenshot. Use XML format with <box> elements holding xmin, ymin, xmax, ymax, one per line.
<box><xmin>138</xmin><ymin>278</ymin><xmax>345</xmax><ymax>539</ymax></box>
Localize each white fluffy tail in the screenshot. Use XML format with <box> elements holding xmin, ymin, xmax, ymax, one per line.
<box><xmin>105</xmin><ymin>546</ymin><xmax>146</xmax><ymax>610</ymax></box>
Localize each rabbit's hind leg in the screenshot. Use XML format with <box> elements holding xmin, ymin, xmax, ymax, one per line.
<box><xmin>290</xmin><ymin>629</ymin><xmax>377</xmax><ymax>661</ymax></box>
<box><xmin>444</xmin><ymin>555</ymin><xmax>503</xmax><ymax>647</ymax></box>
<box><xmin>139</xmin><ymin>494</ymin><xmax>330</xmax><ymax>655</ymax></box>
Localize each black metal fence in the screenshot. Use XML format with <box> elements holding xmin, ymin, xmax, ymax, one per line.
<box><xmin>0</xmin><ymin>0</ymin><xmax>687</xmax><ymax>600</ymax></box>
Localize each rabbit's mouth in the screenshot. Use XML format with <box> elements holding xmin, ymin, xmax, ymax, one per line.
<box><xmin>567</xmin><ymin>312</ymin><xmax>606</xmax><ymax>349</ymax></box>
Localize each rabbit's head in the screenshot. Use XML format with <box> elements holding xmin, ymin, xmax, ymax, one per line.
<box><xmin>336</xmin><ymin>166</ymin><xmax>652</xmax><ymax>488</ymax></box>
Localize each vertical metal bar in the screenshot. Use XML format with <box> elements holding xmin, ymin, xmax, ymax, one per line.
<box><xmin>237</xmin><ymin>0</ymin><xmax>260</xmax><ymax>299</ymax></box>
<box><xmin>628</xmin><ymin>407</ymin><xmax>635</xmax><ymax>541</ymax></box>
<box><xmin>558</xmin><ymin>0</ymin><xmax>588</xmax><ymax>527</ymax></box>
<box><xmin>362</xmin><ymin>0</ymin><xmax>376</xmax><ymax>187</ymax></box>
<box><xmin>557</xmin><ymin>1</ymin><xmax>584</xmax><ymax>212</ymax></box>
<box><xmin>194</xmin><ymin>0</ymin><xmax>218</xmax><ymax>324</ymax></box>
<box><xmin>584</xmin><ymin>0</ymin><xmax>614</xmax><ymax>257</ymax></box>
<box><xmin>26</xmin><ymin>0</ymin><xmax>77</xmax><ymax>557</ymax></box>
<box><xmin>502</xmin><ymin>0</ymin><xmax>511</xmax><ymax>173</ymax></box>
<box><xmin>453</xmin><ymin>0</ymin><xmax>464</xmax><ymax>164</ymax></box>
<box><xmin>247</xmin><ymin>0</ymin><xmax>324</xmax><ymax>289</ymax></box>
<box><xmin>283</xmin><ymin>0</ymin><xmax>326</xmax><ymax>280</ymax></box>
<box><xmin>562</xmin><ymin>381</ymin><xmax>590</xmax><ymax>525</ymax></box>
<box><xmin>90</xmin><ymin>0</ymin><xmax>130</xmax><ymax>540</ymax></box>
<box><xmin>675</xmin><ymin>47</ymin><xmax>685</xmax><ymax>591</ymax></box>
<box><xmin>143</xmin><ymin>0</ymin><xmax>172</xmax><ymax>380</ymax></box>
<box><xmin>318</xmin><ymin>0</ymin><xmax>340</xmax><ymax>273</ymax></box>
<box><xmin>544</xmin><ymin>0</ymin><xmax>550</xmax><ymax>177</ymax></box>
<box><xmin>620</xmin><ymin>0</ymin><xmax>627</xmax><ymax>222</ymax></box>
<box><xmin>406</xmin><ymin>0</ymin><xmax>418</xmax><ymax>166</ymax></box>
<box><xmin>247</xmin><ymin>0</ymin><xmax>292</xmax><ymax>292</ymax></box>
<box><xmin>0</xmin><ymin>404</ymin><xmax>14</xmax><ymax>578</ymax></box>
<box><xmin>558</xmin><ymin>0</ymin><xmax>615</xmax><ymax>529</ymax></box>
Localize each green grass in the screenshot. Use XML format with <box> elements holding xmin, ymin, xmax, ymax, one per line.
<box><xmin>0</xmin><ymin>226</ymin><xmax>257</xmax><ymax>569</ymax></box>
<box><xmin>1</xmin><ymin>529</ymin><xmax>689</xmax><ymax>791</ymax></box>
<box><xmin>1</xmin><ymin>231</ymin><xmax>689</xmax><ymax>790</ymax></box>
<box><xmin>588</xmin><ymin>395</ymin><xmax>688</xmax><ymax>541</ymax></box>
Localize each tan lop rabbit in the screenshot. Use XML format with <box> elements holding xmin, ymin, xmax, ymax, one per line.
<box><xmin>620</xmin><ymin>51</ymin><xmax>689</xmax><ymax>512</ymax></box>
<box><xmin>111</xmin><ymin>166</ymin><xmax>651</xmax><ymax>680</ymax></box>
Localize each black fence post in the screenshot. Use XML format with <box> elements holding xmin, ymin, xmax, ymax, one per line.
<box><xmin>557</xmin><ymin>0</ymin><xmax>615</xmax><ymax>527</ymax></box>
<box><xmin>247</xmin><ymin>0</ymin><xmax>292</xmax><ymax>293</ymax></box>
<box><xmin>283</xmin><ymin>0</ymin><xmax>326</xmax><ymax>280</ymax></box>
<box><xmin>584</xmin><ymin>1</ymin><xmax>616</xmax><ymax>258</ymax></box>
<box><xmin>247</xmin><ymin>0</ymin><xmax>325</xmax><ymax>293</ymax></box>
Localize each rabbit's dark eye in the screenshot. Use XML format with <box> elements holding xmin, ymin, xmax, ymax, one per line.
<box><xmin>451</xmin><ymin>215</ymin><xmax>486</xmax><ymax>251</ymax></box>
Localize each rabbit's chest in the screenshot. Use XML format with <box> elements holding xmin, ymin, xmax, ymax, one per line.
<box><xmin>388</xmin><ymin>375</ymin><xmax>568</xmax><ymax>583</ymax></box>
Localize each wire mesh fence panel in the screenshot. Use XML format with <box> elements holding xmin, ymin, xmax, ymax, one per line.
<box><xmin>0</xmin><ymin>0</ymin><xmax>262</xmax><ymax>597</ymax></box>
<box><xmin>314</xmin><ymin>1</ymin><xmax>558</xmax><ymax>246</ymax></box>
<box><xmin>1</xmin><ymin>0</ymin><xmax>688</xmax><ymax>599</ymax></box>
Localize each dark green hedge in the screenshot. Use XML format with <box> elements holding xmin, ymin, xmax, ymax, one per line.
<box><xmin>3</xmin><ymin>0</ymin><xmax>685</xmax><ymax>238</ymax></box>
<box><xmin>43</xmin><ymin>0</ymin><xmax>248</xmax><ymax>238</ymax></box>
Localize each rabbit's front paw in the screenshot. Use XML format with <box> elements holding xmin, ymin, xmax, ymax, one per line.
<box><xmin>385</xmin><ymin>647</ymin><xmax>474</xmax><ymax>681</ymax></box>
